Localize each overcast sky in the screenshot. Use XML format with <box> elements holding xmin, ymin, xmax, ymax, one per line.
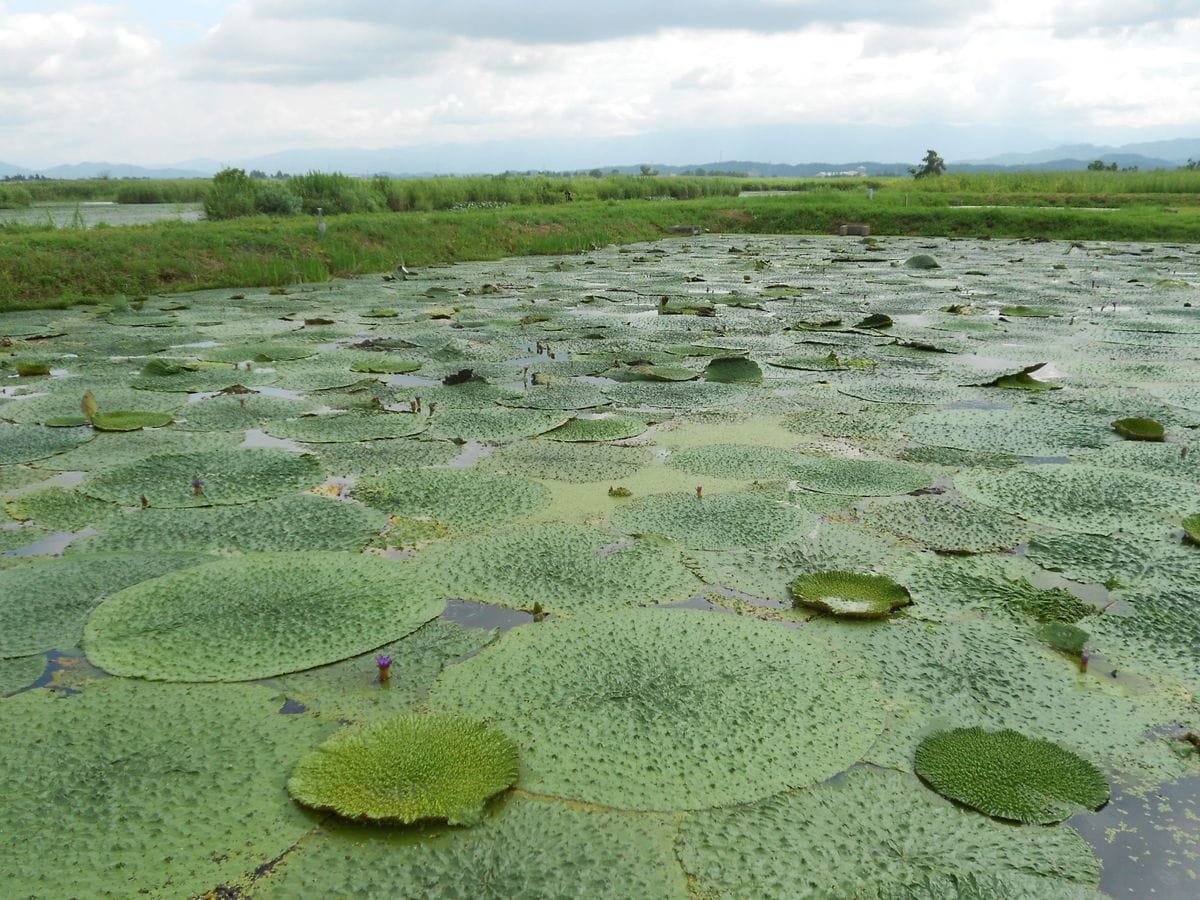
<box><xmin>2</xmin><ymin>1</ymin><xmax>1198</xmax><ymax>169</ymax></box>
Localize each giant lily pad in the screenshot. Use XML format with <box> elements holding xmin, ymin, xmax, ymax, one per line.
<box><xmin>957</xmin><ymin>464</ymin><xmax>1200</xmax><ymax>537</ymax></box>
<box><xmin>83</xmin><ymin>552</ymin><xmax>445</xmax><ymax>681</ymax></box>
<box><xmin>81</xmin><ymin>448</ymin><xmax>323</xmax><ymax>507</ymax></box>
<box><xmin>786</xmin><ymin>455</ymin><xmax>934</xmax><ymax>497</ymax></box>
<box><xmin>257</xmin><ymin>795</ymin><xmax>688</xmax><ymax>899</ymax></box>
<box><xmin>429</xmin><ymin>608</ymin><xmax>886</xmax><ymax>810</ymax></box>
<box><xmin>611</xmin><ymin>490</ymin><xmax>811</xmax><ymax>550</ymax></box>
<box><xmin>677</xmin><ymin>766</ymin><xmax>1102</xmax><ymax>899</ymax></box>
<box><xmin>0</xmin><ymin>553</ymin><xmax>210</xmax><ymax>658</ymax></box>
<box><xmin>355</xmin><ymin>469</ymin><xmax>550</xmax><ymax>533</ymax></box>
<box><xmin>914</xmin><ymin>727</ymin><xmax>1110</xmax><ymax>824</ymax></box>
<box><xmin>415</xmin><ymin>524</ymin><xmax>700</xmax><ymax>614</ymax></box>
<box><xmin>0</xmin><ymin>680</ymin><xmax>326</xmax><ymax>896</ymax></box>
<box><xmin>73</xmin><ymin>494</ymin><xmax>388</xmax><ymax>554</ymax></box>
<box><xmin>0</xmin><ymin>424</ymin><xmax>93</xmax><ymax>465</ymax></box>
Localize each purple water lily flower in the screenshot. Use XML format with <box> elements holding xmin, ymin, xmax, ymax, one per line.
<box><xmin>377</xmin><ymin>655</ymin><xmax>392</xmax><ymax>681</ymax></box>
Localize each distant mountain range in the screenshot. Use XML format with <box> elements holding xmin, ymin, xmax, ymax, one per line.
<box><xmin>3</xmin><ymin>137</ymin><xmax>1197</xmax><ymax>181</ymax></box>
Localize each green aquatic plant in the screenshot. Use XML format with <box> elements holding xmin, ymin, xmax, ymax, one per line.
<box><xmin>415</xmin><ymin>523</ymin><xmax>699</xmax><ymax>614</ymax></box>
<box><xmin>904</xmin><ymin>254</ymin><xmax>940</xmax><ymax>269</ymax></box>
<box><xmin>914</xmin><ymin>727</ymin><xmax>1110</xmax><ymax>824</ymax></box>
<box><xmin>258</xmin><ymin>795</ymin><xmax>689</xmax><ymax>899</ymax></box>
<box><xmin>542</xmin><ymin>414</ymin><xmax>649</xmax><ymax>442</ymax></box>
<box><xmin>677</xmin><ymin>766</ymin><xmax>1102</xmax><ymax>899</ymax></box>
<box><xmin>355</xmin><ymin>468</ymin><xmax>550</xmax><ymax>533</ymax></box>
<box><xmin>957</xmin><ymin>464</ymin><xmax>1200</xmax><ymax>537</ymax></box>
<box><xmin>83</xmin><ymin>552</ymin><xmax>445</xmax><ymax>681</ymax></box>
<box><xmin>999</xmin><ymin>305</ymin><xmax>1054</xmax><ymax>318</ymax></box>
<box><xmin>1037</xmin><ymin>622</ymin><xmax>1089</xmax><ymax>657</ymax></box>
<box><xmin>89</xmin><ymin>410</ymin><xmax>175</xmax><ymax>431</ymax></box>
<box><xmin>81</xmin><ymin>448</ymin><xmax>324</xmax><ymax>508</ymax></box>
<box><xmin>790</xmin><ymin>570</ymin><xmax>912</xmax><ymax>618</ymax></box>
<box><xmin>74</xmin><ymin>493</ymin><xmax>388</xmax><ymax>554</ymax></box>
<box><xmin>859</xmin><ymin>495</ymin><xmax>1028</xmax><ymax>554</ymax></box>
<box><xmin>0</xmin><ymin>423</ymin><xmax>93</xmax><ymax>465</ymax></box>
<box><xmin>0</xmin><ymin>552</ymin><xmax>209</xmax><ymax>658</ymax></box>
<box><xmin>702</xmin><ymin>356</ymin><xmax>763</xmax><ymax>384</ymax></box>
<box><xmin>786</xmin><ymin>455</ymin><xmax>934</xmax><ymax>497</ymax></box>
<box><xmin>611</xmin><ymin>489</ymin><xmax>811</xmax><ymax>550</ymax></box>
<box><xmin>0</xmin><ymin>680</ymin><xmax>325</xmax><ymax>897</ymax></box>
<box><xmin>288</xmin><ymin>714</ymin><xmax>518</xmax><ymax>826</ymax></box>
<box><xmin>430</xmin><ymin>608</ymin><xmax>886</xmax><ymax>810</ymax></box>
<box><xmin>1112</xmin><ymin>416</ymin><xmax>1165</xmax><ymax>442</ymax></box>
<box><xmin>1184</xmin><ymin>513</ymin><xmax>1200</xmax><ymax>544</ymax></box>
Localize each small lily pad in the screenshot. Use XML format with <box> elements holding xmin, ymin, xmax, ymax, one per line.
<box><xmin>1112</xmin><ymin>416</ymin><xmax>1165</xmax><ymax>442</ymax></box>
<box><xmin>914</xmin><ymin>727</ymin><xmax>1110</xmax><ymax>824</ymax></box>
<box><xmin>287</xmin><ymin>714</ymin><xmax>519</xmax><ymax>826</ymax></box>
<box><xmin>790</xmin><ymin>571</ymin><xmax>912</xmax><ymax>618</ymax></box>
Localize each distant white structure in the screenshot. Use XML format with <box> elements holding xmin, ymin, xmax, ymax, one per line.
<box><xmin>817</xmin><ymin>167</ymin><xmax>868</xmax><ymax>178</ymax></box>
<box><xmin>317</xmin><ymin>207</ymin><xmax>327</xmax><ymax>238</ymax></box>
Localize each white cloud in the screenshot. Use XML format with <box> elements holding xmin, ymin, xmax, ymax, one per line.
<box><xmin>0</xmin><ymin>4</ymin><xmax>158</xmax><ymax>85</ymax></box>
<box><xmin>0</xmin><ymin>2</ymin><xmax>1197</xmax><ymax>168</ymax></box>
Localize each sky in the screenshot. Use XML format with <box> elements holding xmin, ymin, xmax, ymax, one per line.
<box><xmin>1</xmin><ymin>1</ymin><xmax>1199</xmax><ymax>170</ymax></box>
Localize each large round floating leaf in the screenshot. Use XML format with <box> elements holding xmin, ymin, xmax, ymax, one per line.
<box><xmin>4</xmin><ymin>487</ymin><xmax>117</xmax><ymax>531</ymax></box>
<box><xmin>859</xmin><ymin>494</ymin><xmax>1030</xmax><ymax>553</ymax></box>
<box><xmin>74</xmin><ymin>494</ymin><xmax>388</xmax><ymax>554</ymax></box>
<box><xmin>348</xmin><ymin>356</ymin><xmax>423</xmax><ymax>374</ymax></box>
<box><xmin>905</xmin><ymin>406</ymin><xmax>1111</xmax><ymax>457</ymax></box>
<box><xmin>265</xmin><ymin>410</ymin><xmax>429</xmax><ymax>443</ymax></box>
<box><xmin>702</xmin><ymin>356</ymin><xmax>763</xmax><ymax>384</ymax></box>
<box><xmin>0</xmin><ymin>552</ymin><xmax>209</xmax><ymax>658</ymax></box>
<box><xmin>601</xmin><ymin>380</ymin><xmax>745</xmax><ymax>409</ymax></box>
<box><xmin>478</xmin><ymin>440</ymin><xmax>652</xmax><ymax>483</ymax></box>
<box><xmin>1112</xmin><ymin>416</ymin><xmax>1165</xmax><ymax>442</ymax></box>
<box><xmin>81</xmin><ymin>448</ymin><xmax>323</xmax><ymax>507</ymax></box>
<box><xmin>0</xmin><ymin>385</ymin><xmax>182</xmax><ymax>425</ymax></box>
<box><xmin>1184</xmin><ymin>513</ymin><xmax>1200</xmax><ymax>545</ymax></box>
<box><xmin>430</xmin><ymin>609</ymin><xmax>886</xmax><ymax>811</ymax></box>
<box><xmin>0</xmin><ymin>655</ymin><xmax>45</xmax><ymax>695</ymax></box>
<box><xmin>304</xmin><ymin>438</ymin><xmax>459</xmax><ymax>476</ymax></box>
<box><xmin>786</xmin><ymin>455</ymin><xmax>934</xmax><ymax>497</ymax></box>
<box><xmin>667</xmin><ymin>443</ymin><xmax>801</xmax><ymax>481</ymax></box>
<box><xmin>914</xmin><ymin>727</ymin><xmax>1110</xmax><ymax>824</ymax></box>
<box><xmin>0</xmin><ymin>423</ymin><xmax>92</xmax><ymax>464</ymax></box>
<box><xmin>90</xmin><ymin>410</ymin><xmax>175</xmax><ymax>432</ymax></box>
<box><xmin>0</xmin><ymin>680</ymin><xmax>326</xmax><ymax>897</ymax></box>
<box><xmin>355</xmin><ymin>469</ymin><xmax>550</xmax><ymax>532</ymax></box>
<box><xmin>426</xmin><ymin>407</ymin><xmax>568</xmax><ymax>443</ymax></box>
<box><xmin>496</xmin><ymin>382</ymin><xmax>610</xmax><ymax>410</ymax></box>
<box><xmin>677</xmin><ymin>766</ymin><xmax>1102</xmax><ymax>899</ymax></box>
<box><xmin>790</xmin><ymin>571</ymin><xmax>912</xmax><ymax>619</ymax></box>
<box><xmin>173</xmin><ymin>393</ymin><xmax>315</xmax><ymax>432</ymax></box>
<box><xmin>957</xmin><ymin>464</ymin><xmax>1200</xmax><ymax>537</ymax></box>
<box><xmin>416</xmin><ymin>524</ymin><xmax>700</xmax><ymax>614</ymax></box>
<box><xmin>541</xmin><ymin>414</ymin><xmax>650</xmax><ymax>442</ymax></box>
<box><xmin>203</xmin><ymin>343</ymin><xmax>317</xmax><ymax>363</ymax></box>
<box><xmin>83</xmin><ymin>552</ymin><xmax>445</xmax><ymax>681</ymax></box>
<box><xmin>287</xmin><ymin>714</ymin><xmax>518</xmax><ymax>826</ymax></box>
<box><xmin>38</xmin><ymin>428</ymin><xmax>243</xmax><ymax>471</ymax></box>
<box><xmin>611</xmin><ymin>490</ymin><xmax>811</xmax><ymax>550</ymax></box>
<box><xmin>258</xmin><ymin>795</ymin><xmax>688</xmax><ymax>899</ymax></box>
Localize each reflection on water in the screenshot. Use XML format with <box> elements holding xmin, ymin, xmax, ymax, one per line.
<box><xmin>1072</xmin><ymin>775</ymin><xmax>1200</xmax><ymax>898</ymax></box>
<box><xmin>438</xmin><ymin>599</ymin><xmax>532</xmax><ymax>632</ymax></box>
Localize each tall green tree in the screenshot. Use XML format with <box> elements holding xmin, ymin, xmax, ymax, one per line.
<box><xmin>911</xmin><ymin>150</ymin><xmax>946</xmax><ymax>179</ymax></box>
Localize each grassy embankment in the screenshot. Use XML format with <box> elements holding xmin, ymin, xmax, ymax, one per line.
<box><xmin>3</xmin><ymin>171</ymin><xmax>1200</xmax><ymax>312</ymax></box>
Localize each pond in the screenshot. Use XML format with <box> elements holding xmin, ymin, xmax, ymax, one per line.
<box><xmin>1</xmin><ymin>233</ymin><xmax>1198</xmax><ymax>897</ymax></box>
<box><xmin>0</xmin><ymin>200</ymin><xmax>204</xmax><ymax>228</ymax></box>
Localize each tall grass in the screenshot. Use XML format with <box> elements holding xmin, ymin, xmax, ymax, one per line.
<box><xmin>4</xmin><ymin>191</ymin><xmax>1199</xmax><ymax>312</ymax></box>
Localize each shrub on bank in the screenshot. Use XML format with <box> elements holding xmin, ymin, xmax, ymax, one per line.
<box><xmin>0</xmin><ymin>185</ymin><xmax>34</xmax><ymax>209</ymax></box>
